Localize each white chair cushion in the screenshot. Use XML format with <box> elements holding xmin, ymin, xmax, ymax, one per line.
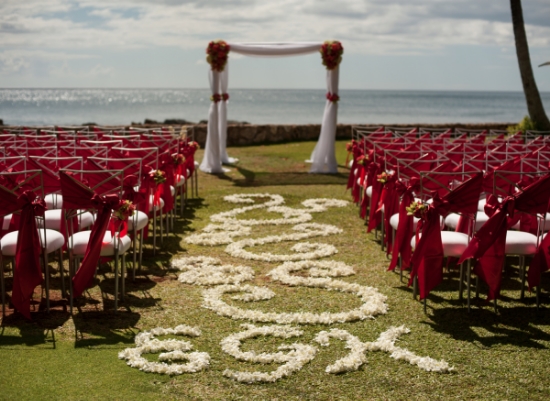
<box><xmin>444</xmin><ymin>211</ymin><xmax>489</xmax><ymax>232</ymax></box>
<box><xmin>389</xmin><ymin>213</ymin><xmax>420</xmax><ymax>232</ymax></box>
<box><xmin>411</xmin><ymin>231</ymin><xmax>470</xmax><ymax>258</ymax></box>
<box><xmin>45</xmin><ymin>193</ymin><xmax>63</xmax><ymax>210</ymax></box>
<box><xmin>543</xmin><ymin>213</ymin><xmax>550</xmax><ymax>231</ymax></box>
<box><xmin>1</xmin><ymin>229</ymin><xmax>65</xmax><ymax>256</ymax></box>
<box><xmin>478</xmin><ymin>196</ymin><xmax>503</xmax><ymax>212</ymax></box>
<box><xmin>128</xmin><ymin>211</ymin><xmax>149</xmax><ymax>231</ymax></box>
<box><xmin>175</xmin><ymin>175</ymin><xmax>186</xmax><ymax>187</ymax></box>
<box><xmin>505</xmin><ymin>230</ymin><xmax>537</xmax><ymax>255</ymax></box>
<box><xmin>2</xmin><ymin>214</ymin><xmax>12</xmax><ymax>231</ymax></box>
<box><xmin>148</xmin><ymin>195</ymin><xmax>165</xmax><ymax>212</ymax></box>
<box><xmin>366</xmin><ymin>186</ymin><xmax>372</xmax><ymax>198</ymax></box>
<box><xmin>39</xmin><ymin>209</ymin><xmax>95</xmax><ymax>231</ymax></box>
<box><xmin>68</xmin><ymin>231</ymin><xmax>132</xmax><ymax>257</ymax></box>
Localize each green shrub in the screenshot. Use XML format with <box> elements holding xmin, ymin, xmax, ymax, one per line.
<box><xmin>507</xmin><ymin>115</ymin><xmax>538</xmax><ymax>134</ymax></box>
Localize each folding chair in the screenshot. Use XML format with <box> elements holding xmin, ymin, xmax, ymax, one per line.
<box><xmin>0</xmin><ymin>169</ymin><xmax>65</xmax><ymax>318</ymax></box>
<box><xmin>59</xmin><ymin>169</ymin><xmax>132</xmax><ymax>313</ymax></box>
<box><xmin>89</xmin><ymin>157</ymin><xmax>148</xmax><ymax>276</ymax></box>
<box><xmin>409</xmin><ymin>171</ymin><xmax>484</xmax><ymax>312</ymax></box>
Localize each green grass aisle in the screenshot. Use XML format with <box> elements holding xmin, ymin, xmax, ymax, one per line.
<box><xmin>1</xmin><ymin>140</ymin><xmax>550</xmax><ymax>400</ymax></box>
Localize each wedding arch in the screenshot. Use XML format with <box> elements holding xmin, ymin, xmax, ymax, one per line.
<box><xmin>199</xmin><ymin>41</ymin><xmax>343</xmax><ymax>174</ymax></box>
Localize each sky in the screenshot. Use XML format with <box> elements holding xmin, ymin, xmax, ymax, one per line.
<box><xmin>1</xmin><ymin>0</ymin><xmax>549</xmax><ymax>91</ymax></box>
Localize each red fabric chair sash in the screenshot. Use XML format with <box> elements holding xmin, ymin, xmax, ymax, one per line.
<box><xmin>409</xmin><ymin>173</ymin><xmax>483</xmax><ymax>299</ymax></box>
<box><xmin>12</xmin><ymin>190</ymin><xmax>45</xmax><ymax>320</ymax></box>
<box><xmin>388</xmin><ymin>179</ymin><xmax>418</xmax><ymax>271</ymax></box>
<box><xmin>71</xmin><ymin>193</ymin><xmax>120</xmax><ymax>298</ymax></box>
<box><xmin>459</xmin><ymin>173</ymin><xmax>550</xmax><ymax>299</ymax></box>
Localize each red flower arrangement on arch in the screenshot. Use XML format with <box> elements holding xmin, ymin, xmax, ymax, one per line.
<box><xmin>320</xmin><ymin>41</ymin><xmax>343</xmax><ymax>70</ymax></box>
<box><xmin>206</xmin><ymin>40</ymin><xmax>230</xmax><ymax>72</ymax></box>
<box><xmin>326</xmin><ymin>92</ymin><xmax>340</xmax><ymax>103</ymax></box>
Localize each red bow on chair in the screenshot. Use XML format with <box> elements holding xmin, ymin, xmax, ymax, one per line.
<box><xmin>59</xmin><ymin>171</ymin><xmax>121</xmax><ymax>298</ymax></box>
<box><xmin>71</xmin><ymin>193</ymin><xmax>120</xmax><ymax>298</ymax></box>
<box><xmin>409</xmin><ymin>173</ymin><xmax>483</xmax><ymax>299</ymax></box>
<box><xmin>388</xmin><ymin>179</ymin><xmax>418</xmax><ymax>271</ymax></box>
<box><xmin>459</xmin><ymin>174</ymin><xmax>550</xmax><ymax>300</ymax></box>
<box><xmin>12</xmin><ymin>190</ymin><xmax>46</xmax><ymax>320</ymax></box>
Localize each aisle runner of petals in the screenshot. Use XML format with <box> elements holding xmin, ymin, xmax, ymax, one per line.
<box><xmin>119</xmin><ymin>194</ymin><xmax>452</xmax><ymax>382</ymax></box>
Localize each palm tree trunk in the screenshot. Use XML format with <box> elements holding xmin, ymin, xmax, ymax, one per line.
<box><xmin>510</xmin><ymin>0</ymin><xmax>550</xmax><ymax>131</ymax></box>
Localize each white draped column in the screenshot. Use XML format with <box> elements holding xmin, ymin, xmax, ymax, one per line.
<box><xmin>199</xmin><ymin>70</ymin><xmax>224</xmax><ymax>173</ymax></box>
<box><xmin>309</xmin><ymin>67</ymin><xmax>339</xmax><ymax>173</ymax></box>
<box><xmin>218</xmin><ymin>67</ymin><xmax>238</xmax><ymax>164</ymax></box>
<box><xmin>202</xmin><ymin>41</ymin><xmax>342</xmax><ymax>174</ymax></box>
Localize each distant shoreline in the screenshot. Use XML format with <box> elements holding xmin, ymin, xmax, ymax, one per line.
<box><xmin>0</xmin><ymin>122</ymin><xmax>516</xmax><ymax>148</ymax></box>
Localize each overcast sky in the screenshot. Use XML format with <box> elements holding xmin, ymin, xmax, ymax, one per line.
<box><xmin>1</xmin><ymin>0</ymin><xmax>549</xmax><ymax>91</ymax></box>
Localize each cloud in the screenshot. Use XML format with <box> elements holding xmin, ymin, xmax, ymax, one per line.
<box><xmin>1</xmin><ymin>0</ymin><xmax>549</xmax><ymax>90</ymax></box>
<box><xmin>88</xmin><ymin>63</ymin><xmax>114</xmax><ymax>76</ymax></box>
<box><xmin>1</xmin><ymin>0</ymin><xmax>549</xmax><ymax>57</ymax></box>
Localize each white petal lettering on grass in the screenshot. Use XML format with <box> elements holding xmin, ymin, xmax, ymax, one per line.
<box><xmin>220</xmin><ymin>324</ymin><xmax>317</xmax><ymax>383</ymax></box>
<box><xmin>202</xmin><ymin>267</ymin><xmax>388</xmax><ymax>325</ymax></box>
<box><xmin>314</xmin><ymin>326</ymin><xmax>453</xmax><ymax>373</ymax></box>
<box><xmin>224</xmin><ymin>223</ymin><xmax>342</xmax><ymax>261</ymax></box>
<box><xmin>172</xmin><ymin>256</ymin><xmax>255</xmax><ymax>285</ymax></box>
<box><xmin>118</xmin><ymin>325</ymin><xmax>210</xmax><ymax>375</ymax></box>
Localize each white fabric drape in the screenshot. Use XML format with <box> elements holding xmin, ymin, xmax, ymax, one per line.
<box><xmin>199</xmin><ymin>70</ymin><xmax>224</xmax><ymax>173</ymax></box>
<box><xmin>309</xmin><ymin>67</ymin><xmax>339</xmax><ymax>173</ymax></box>
<box><xmin>218</xmin><ymin>67</ymin><xmax>237</xmax><ymax>164</ymax></box>
<box><xmin>200</xmin><ymin>41</ymin><xmax>340</xmax><ymax>174</ymax></box>
<box><xmin>230</xmin><ymin>42</ymin><xmax>322</xmax><ymax>57</ymax></box>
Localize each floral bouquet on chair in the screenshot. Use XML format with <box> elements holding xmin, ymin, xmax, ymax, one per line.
<box><xmin>173</xmin><ymin>153</ymin><xmax>186</xmax><ymax>166</ymax></box>
<box><xmin>377</xmin><ymin>171</ymin><xmax>389</xmax><ymax>185</ymax></box>
<box><xmin>406</xmin><ymin>200</ymin><xmax>428</xmax><ymax>219</ymax></box>
<box><xmin>151</xmin><ymin>169</ymin><xmax>166</xmax><ymax>185</ymax></box>
<box><xmin>114</xmin><ymin>200</ymin><xmax>136</xmax><ymax>221</ymax></box>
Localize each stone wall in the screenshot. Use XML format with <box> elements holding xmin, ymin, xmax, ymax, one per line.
<box><xmin>189</xmin><ymin>122</ymin><xmax>514</xmax><ymax>148</ymax></box>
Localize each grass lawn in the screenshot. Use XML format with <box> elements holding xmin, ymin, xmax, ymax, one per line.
<box><xmin>1</xmin><ymin>139</ymin><xmax>550</xmax><ymax>400</ymax></box>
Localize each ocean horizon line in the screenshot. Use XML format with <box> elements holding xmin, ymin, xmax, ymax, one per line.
<box><xmin>1</xmin><ymin>87</ymin><xmax>547</xmax><ymax>95</ymax></box>
<box><xmin>2</xmin><ymin>88</ymin><xmax>548</xmax><ymax>126</ymax></box>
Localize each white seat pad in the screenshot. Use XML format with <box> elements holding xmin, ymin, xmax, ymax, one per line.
<box><xmin>505</xmin><ymin>230</ymin><xmax>537</xmax><ymax>255</ymax></box>
<box><xmin>148</xmin><ymin>195</ymin><xmax>165</xmax><ymax>212</ymax></box>
<box><xmin>39</xmin><ymin>209</ymin><xmax>95</xmax><ymax>231</ymax></box>
<box><xmin>478</xmin><ymin>196</ymin><xmax>503</xmax><ymax>212</ymax></box>
<box><xmin>390</xmin><ymin>213</ymin><xmax>420</xmax><ymax>232</ymax></box>
<box><xmin>128</xmin><ymin>211</ymin><xmax>149</xmax><ymax>231</ymax></box>
<box><xmin>2</xmin><ymin>214</ymin><xmax>13</xmax><ymax>231</ymax></box>
<box><xmin>175</xmin><ymin>175</ymin><xmax>186</xmax><ymax>187</ymax></box>
<box><xmin>411</xmin><ymin>231</ymin><xmax>469</xmax><ymax>258</ymax></box>
<box><xmin>45</xmin><ymin>193</ymin><xmax>63</xmax><ymax>210</ymax></box>
<box><xmin>1</xmin><ymin>229</ymin><xmax>65</xmax><ymax>256</ymax></box>
<box><xmin>366</xmin><ymin>186</ymin><xmax>372</xmax><ymax>198</ymax></box>
<box><xmin>444</xmin><ymin>211</ymin><xmax>489</xmax><ymax>232</ymax></box>
<box><xmin>68</xmin><ymin>231</ymin><xmax>132</xmax><ymax>256</ymax></box>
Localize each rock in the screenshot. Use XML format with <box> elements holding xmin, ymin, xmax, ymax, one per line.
<box><xmin>164</xmin><ymin>118</ymin><xmax>194</xmax><ymax>125</ymax></box>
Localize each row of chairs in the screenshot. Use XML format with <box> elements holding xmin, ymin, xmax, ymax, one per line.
<box><xmin>0</xmin><ymin>128</ymin><xmax>201</xmax><ymax>319</ymax></box>
<box><xmin>348</xmin><ymin>127</ymin><xmax>550</xmax><ymax>312</ymax></box>
<box><xmin>1</xmin><ymin>125</ymin><xmax>199</xmax><ymax>199</ymax></box>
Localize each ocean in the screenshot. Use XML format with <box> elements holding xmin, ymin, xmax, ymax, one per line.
<box><xmin>1</xmin><ymin>88</ymin><xmax>549</xmax><ymax>127</ymax></box>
